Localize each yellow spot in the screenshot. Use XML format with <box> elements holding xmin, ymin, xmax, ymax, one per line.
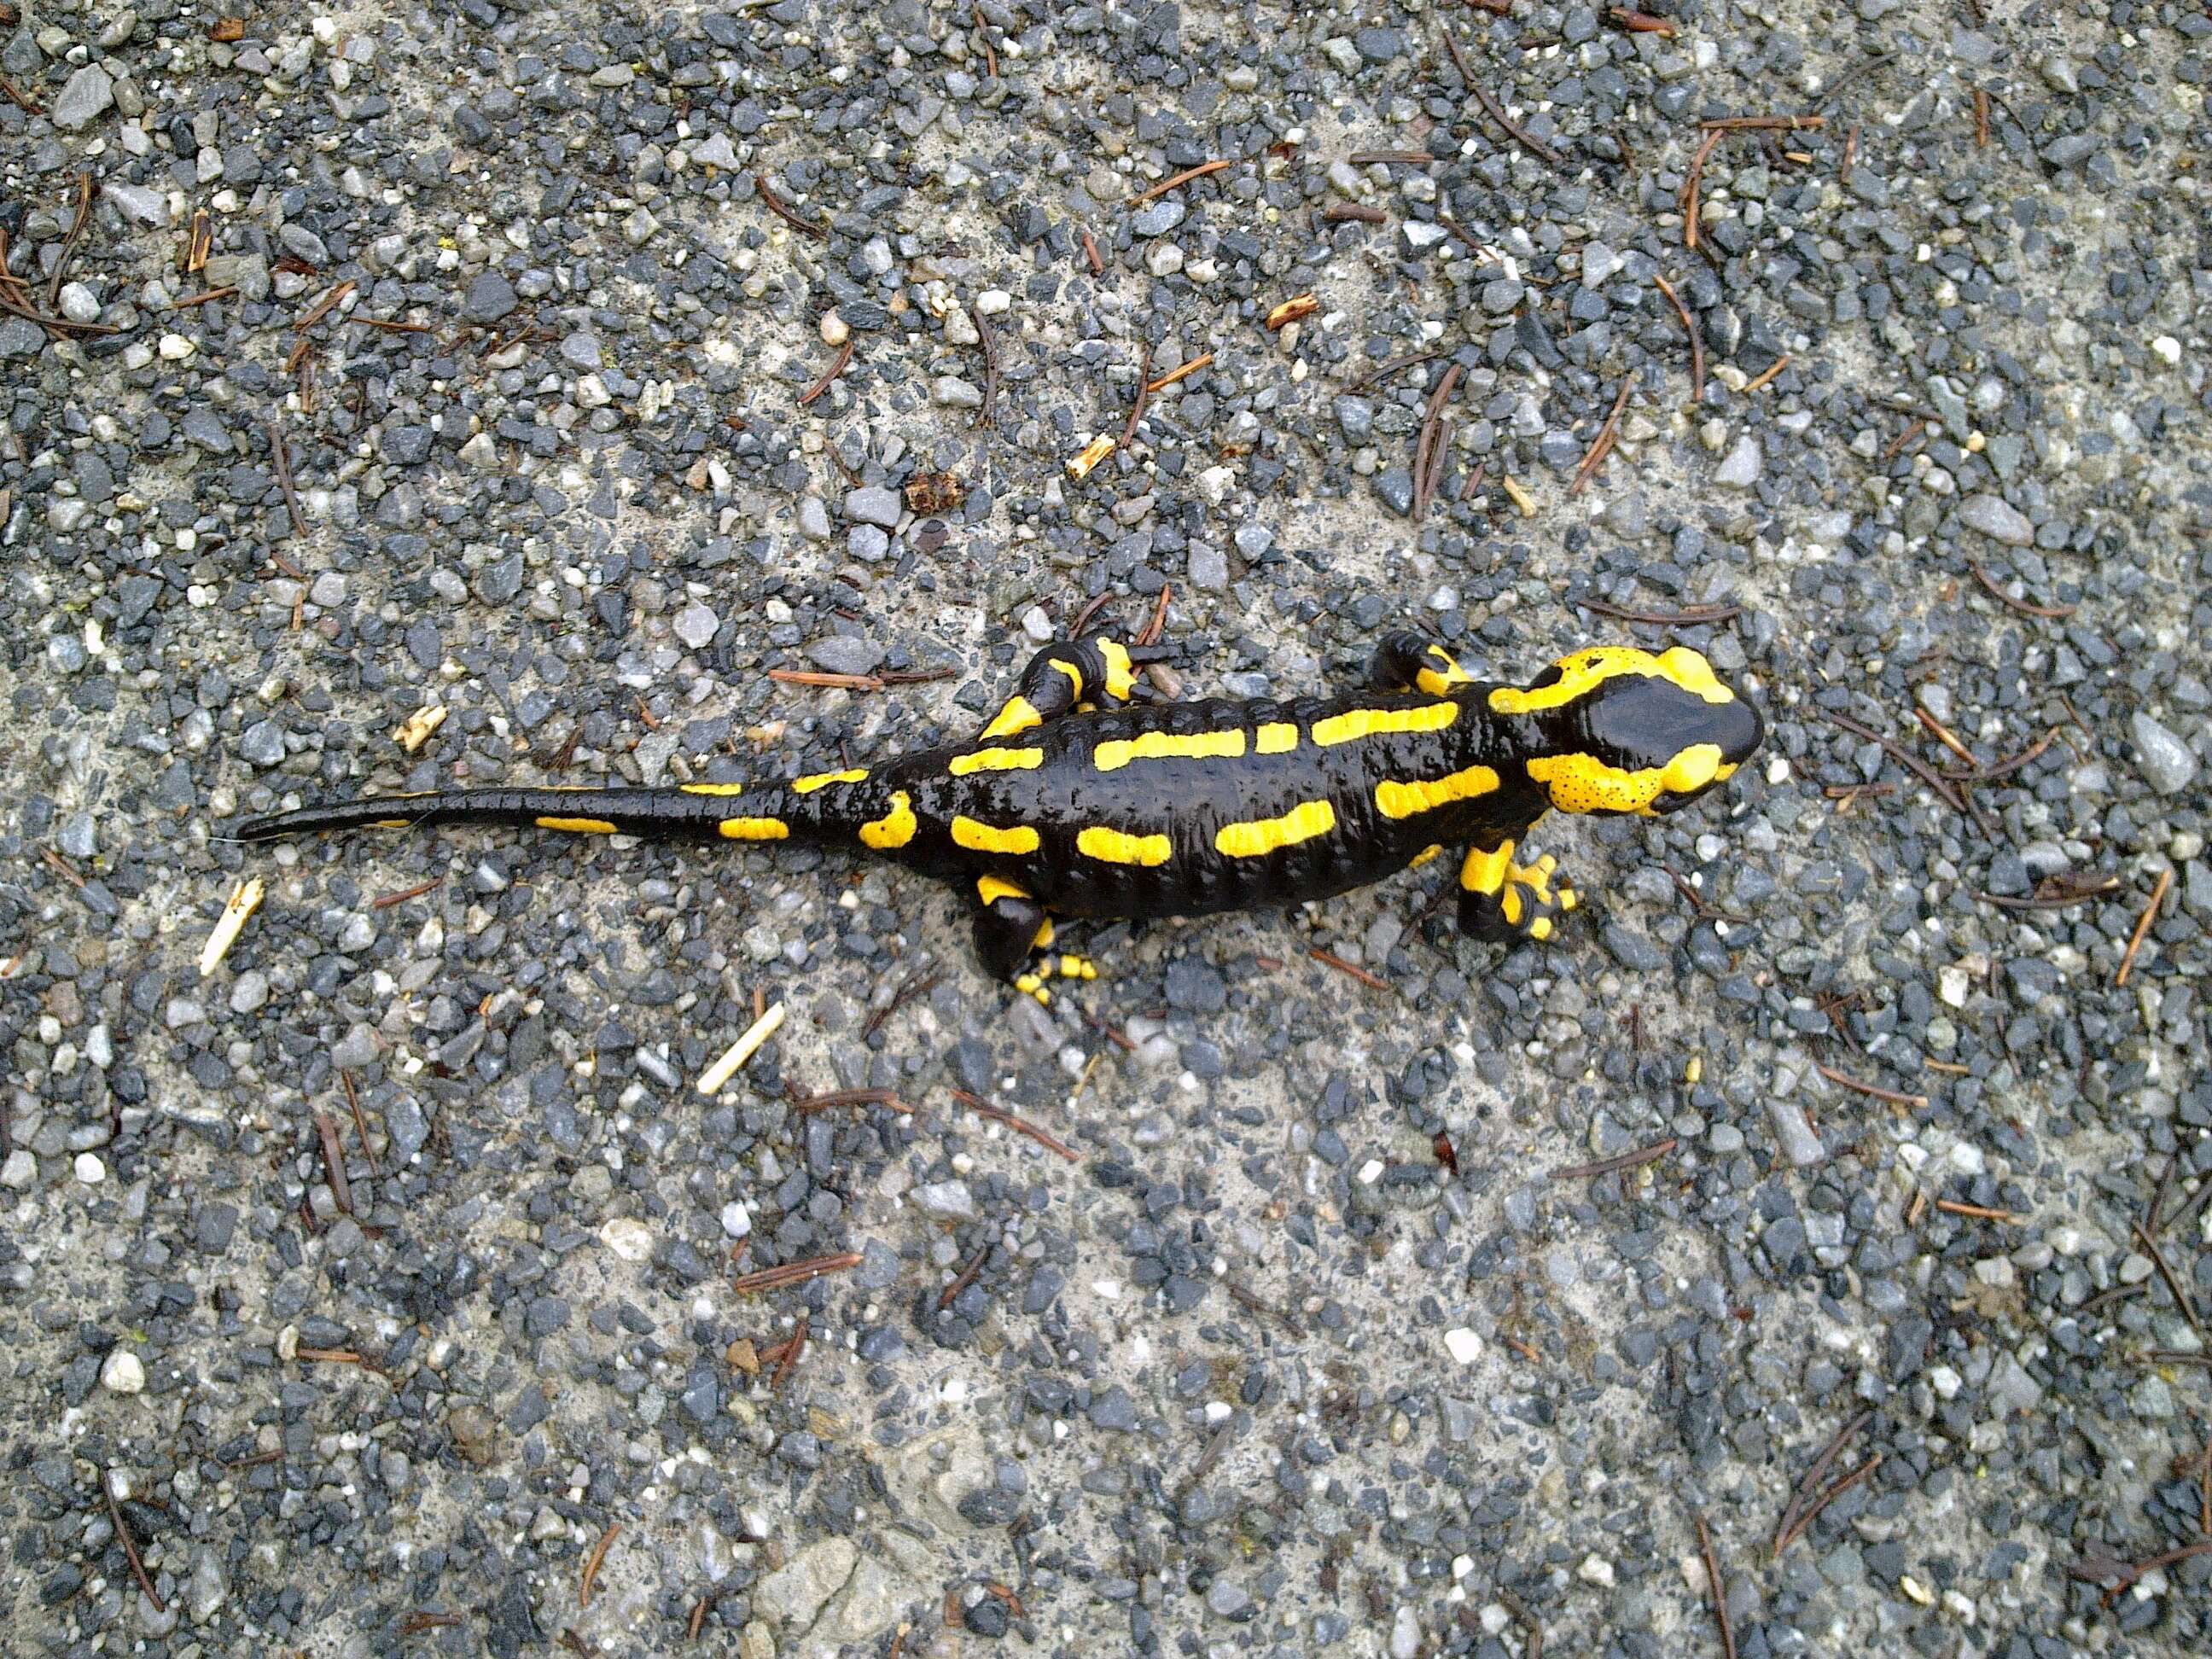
<box><xmin>981</xmin><ymin>696</ymin><xmax>1043</xmax><ymax>741</ymax></box>
<box><xmin>1310</xmin><ymin>702</ymin><xmax>1458</xmax><ymax>746</ymax></box>
<box><xmin>1255</xmin><ymin>722</ymin><xmax>1299</xmax><ymax>754</ymax></box>
<box><xmin>1460</xmin><ymin>841</ymin><xmax>1515</xmax><ymax>895</ymax></box>
<box><xmin>1490</xmin><ymin>646</ymin><xmax>1735</xmax><ymax>716</ymax></box>
<box><xmin>1015</xmin><ymin>973</ymin><xmax>1051</xmax><ymax>1004</ymax></box>
<box><xmin>1093</xmin><ymin>729</ymin><xmax>1246</xmax><ymax>771</ymax></box>
<box><xmin>1077</xmin><ymin>825</ymin><xmax>1173</xmax><ymax>866</ymax></box>
<box><xmin>1526</xmin><ymin>745</ymin><xmax>1732</xmax><ymax>815</ymax></box>
<box><xmin>1056</xmin><ymin>955</ymin><xmax>1098</xmax><ymax>981</ymax></box>
<box><xmin>978</xmin><ymin>874</ymin><xmax>1029</xmax><ymax>907</ymax></box>
<box><xmin>949</xmin><ymin>746</ymin><xmax>1045</xmax><ymax>776</ymax></box>
<box><xmin>1529</xmin><ymin>916</ymin><xmax>1553</xmax><ymax>941</ymax></box>
<box><xmin>535</xmin><ymin>816</ymin><xmax>618</xmax><ymax>834</ymax></box>
<box><xmin>1047</xmin><ymin>659</ymin><xmax>1084</xmax><ymax>701</ymax></box>
<box><xmin>1501</xmin><ymin>887</ymin><xmax>1524</xmax><ymax>925</ymax></box>
<box><xmin>1214</xmin><ymin>799</ymin><xmax>1337</xmax><ymax>859</ymax></box>
<box><xmin>952</xmin><ymin>816</ymin><xmax>1041</xmax><ymax>855</ymax></box>
<box><xmin>718</xmin><ymin>817</ymin><xmax>789</xmax><ymax>841</ymax></box>
<box><xmin>1031</xmin><ymin>918</ymin><xmax>1056</xmax><ymax>951</ymax></box>
<box><xmin>1560</xmin><ymin>887</ymin><xmax>1579</xmax><ymax>911</ymax></box>
<box><xmin>680</xmin><ymin>782</ymin><xmax>752</xmax><ymax>796</ymax></box>
<box><xmin>793</xmin><ymin>768</ymin><xmax>868</xmax><ymax>794</ymax></box>
<box><xmin>860</xmin><ymin>791</ymin><xmax>917</xmax><ymax>850</ymax></box>
<box><xmin>1409</xmin><ymin>844</ymin><xmax>1443</xmax><ymax>868</ymax></box>
<box><xmin>1415</xmin><ymin>645</ymin><xmax>1475</xmax><ymax>698</ymax></box>
<box><xmin>1098</xmin><ymin>639</ymin><xmax>1138</xmax><ymax>701</ymax></box>
<box><xmin>1374</xmin><ymin>764</ymin><xmax>1502</xmax><ymax>819</ymax></box>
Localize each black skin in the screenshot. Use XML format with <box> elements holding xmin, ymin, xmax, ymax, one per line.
<box><xmin>235</xmin><ymin>631</ymin><xmax>1766</xmax><ymax>996</ymax></box>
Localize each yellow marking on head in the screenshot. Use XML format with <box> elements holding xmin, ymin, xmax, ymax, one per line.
<box><xmin>1415</xmin><ymin>644</ymin><xmax>1475</xmax><ymax>698</ymax></box>
<box><xmin>680</xmin><ymin>782</ymin><xmax>752</xmax><ymax>796</ymax></box>
<box><xmin>535</xmin><ymin>815</ymin><xmax>619</xmax><ymax>834</ymax></box>
<box><xmin>949</xmin><ymin>746</ymin><xmax>1045</xmax><ymax>776</ymax></box>
<box><xmin>1077</xmin><ymin>825</ymin><xmax>1173</xmax><ymax>866</ymax></box>
<box><xmin>978</xmin><ymin>873</ymin><xmax>1029</xmax><ymax>907</ymax></box>
<box><xmin>1490</xmin><ymin>645</ymin><xmax>1735</xmax><ymax>716</ymax></box>
<box><xmin>1047</xmin><ymin>658</ymin><xmax>1085</xmax><ymax>701</ymax></box>
<box><xmin>981</xmin><ymin>696</ymin><xmax>1043</xmax><ymax>741</ymax></box>
<box><xmin>1374</xmin><ymin>764</ymin><xmax>1502</xmax><ymax>820</ymax></box>
<box><xmin>1214</xmin><ymin>799</ymin><xmax>1337</xmax><ymax>859</ymax></box>
<box><xmin>860</xmin><ymin>791</ymin><xmax>917</xmax><ymax>849</ymax></box>
<box><xmin>1409</xmin><ymin>844</ymin><xmax>1443</xmax><ymax>869</ymax></box>
<box><xmin>1460</xmin><ymin>841</ymin><xmax>1515</xmax><ymax>895</ymax></box>
<box><xmin>1526</xmin><ymin>744</ymin><xmax>1731</xmax><ymax>815</ymax></box>
<box><xmin>952</xmin><ymin>816</ymin><xmax>1041</xmax><ymax>855</ymax></box>
<box><xmin>718</xmin><ymin>817</ymin><xmax>789</xmax><ymax>841</ymax></box>
<box><xmin>1254</xmin><ymin>721</ymin><xmax>1300</xmax><ymax>754</ymax></box>
<box><xmin>1093</xmin><ymin>728</ymin><xmax>1246</xmax><ymax>771</ymax></box>
<box><xmin>793</xmin><ymin>768</ymin><xmax>869</xmax><ymax>794</ymax></box>
<box><xmin>1098</xmin><ymin>639</ymin><xmax>1138</xmax><ymax>700</ymax></box>
<box><xmin>1309</xmin><ymin>702</ymin><xmax>1458</xmax><ymax>746</ymax></box>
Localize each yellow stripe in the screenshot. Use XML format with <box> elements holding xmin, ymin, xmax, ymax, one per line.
<box><xmin>1460</xmin><ymin>841</ymin><xmax>1514</xmax><ymax>894</ymax></box>
<box><xmin>1525</xmin><ymin>746</ymin><xmax>1731</xmax><ymax>815</ymax></box>
<box><xmin>859</xmin><ymin>791</ymin><xmax>916</xmax><ymax>849</ymax></box>
<box><xmin>952</xmin><ymin>815</ymin><xmax>1040</xmax><ymax>855</ymax></box>
<box><xmin>1093</xmin><ymin>729</ymin><xmax>1246</xmax><ymax>771</ymax></box>
<box><xmin>793</xmin><ymin>768</ymin><xmax>868</xmax><ymax>793</ymax></box>
<box><xmin>1047</xmin><ymin>659</ymin><xmax>1084</xmax><ymax>700</ymax></box>
<box><xmin>1255</xmin><ymin>722</ymin><xmax>1299</xmax><ymax>754</ymax></box>
<box><xmin>1373</xmin><ymin>764</ymin><xmax>1501</xmax><ymax>820</ymax></box>
<box><xmin>1489</xmin><ymin>645</ymin><xmax>1734</xmax><ymax>715</ymax></box>
<box><xmin>949</xmin><ymin>746</ymin><xmax>1045</xmax><ymax>776</ymax></box>
<box><xmin>1076</xmin><ymin>825</ymin><xmax>1172</xmax><ymax>866</ymax></box>
<box><xmin>977</xmin><ymin>874</ymin><xmax>1029</xmax><ymax>906</ymax></box>
<box><xmin>1214</xmin><ymin>799</ymin><xmax>1336</xmax><ymax>859</ymax></box>
<box><xmin>680</xmin><ymin>782</ymin><xmax>751</xmax><ymax>796</ymax></box>
<box><xmin>1409</xmin><ymin>844</ymin><xmax>1443</xmax><ymax>868</ymax></box>
<box><xmin>535</xmin><ymin>815</ymin><xmax>619</xmax><ymax>834</ymax></box>
<box><xmin>718</xmin><ymin>817</ymin><xmax>789</xmax><ymax>841</ymax></box>
<box><xmin>1309</xmin><ymin>702</ymin><xmax>1458</xmax><ymax>746</ymax></box>
<box><xmin>981</xmin><ymin>696</ymin><xmax>1043</xmax><ymax>741</ymax></box>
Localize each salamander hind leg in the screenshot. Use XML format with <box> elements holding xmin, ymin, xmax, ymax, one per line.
<box><xmin>1370</xmin><ymin>630</ymin><xmax>1476</xmax><ymax>698</ymax></box>
<box><xmin>975</xmin><ymin>635</ymin><xmax>1149</xmax><ymax>742</ymax></box>
<box><xmin>1457</xmin><ymin>839</ymin><xmax>1578</xmax><ymax>944</ymax></box>
<box><xmin>969</xmin><ymin>877</ymin><xmax>1098</xmax><ymax>1005</ymax></box>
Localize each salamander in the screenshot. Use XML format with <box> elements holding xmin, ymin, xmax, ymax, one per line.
<box><xmin>235</xmin><ymin>631</ymin><xmax>1765</xmax><ymax>1002</ymax></box>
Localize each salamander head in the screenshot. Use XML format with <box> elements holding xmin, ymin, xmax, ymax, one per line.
<box><xmin>1490</xmin><ymin>645</ymin><xmax>1765</xmax><ymax>817</ymax></box>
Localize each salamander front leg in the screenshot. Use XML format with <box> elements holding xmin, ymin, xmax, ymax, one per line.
<box><xmin>1457</xmin><ymin>837</ymin><xmax>1578</xmax><ymax>944</ymax></box>
<box><xmin>970</xmin><ymin>877</ymin><xmax>1097</xmax><ymax>1005</ymax></box>
<box><xmin>1371</xmin><ymin>630</ymin><xmax>1476</xmax><ymax>698</ymax></box>
<box><xmin>976</xmin><ymin>635</ymin><xmax>1149</xmax><ymax>742</ymax></box>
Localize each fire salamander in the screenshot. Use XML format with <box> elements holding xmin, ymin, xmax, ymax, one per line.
<box><xmin>236</xmin><ymin>632</ymin><xmax>1764</xmax><ymax>1003</ymax></box>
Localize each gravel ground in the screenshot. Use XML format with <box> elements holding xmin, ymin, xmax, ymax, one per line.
<box><xmin>3</xmin><ymin>1</ymin><xmax>2210</xmax><ymax>1655</ymax></box>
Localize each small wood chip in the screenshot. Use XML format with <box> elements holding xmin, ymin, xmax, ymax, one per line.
<box><xmin>393</xmin><ymin>705</ymin><xmax>448</xmax><ymax>753</ymax></box>
<box><xmin>198</xmin><ymin>876</ymin><xmax>265</xmax><ymax>977</ymax></box>
<box><xmin>1500</xmin><ymin>475</ymin><xmax>1537</xmax><ymax>515</ymax></box>
<box><xmin>1264</xmin><ymin>294</ymin><xmax>1318</xmax><ymax>330</ymax></box>
<box><xmin>1065</xmin><ymin>434</ymin><xmax>1115</xmax><ymax>480</ymax></box>
<box><xmin>697</xmin><ymin>1002</ymin><xmax>785</xmax><ymax>1096</ymax></box>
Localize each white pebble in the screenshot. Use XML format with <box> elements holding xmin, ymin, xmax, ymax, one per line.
<box><xmin>1443</xmin><ymin>1327</ymin><xmax>1483</xmax><ymax>1365</ymax></box>
<box><xmin>102</xmin><ymin>1351</ymin><xmax>146</xmax><ymax>1394</ymax></box>
<box><xmin>74</xmin><ymin>1153</ymin><xmax>108</xmax><ymax>1185</ymax></box>
<box><xmin>598</xmin><ymin>1216</ymin><xmax>653</xmax><ymax>1261</ymax></box>
<box><xmin>1577</xmin><ymin>1555</ymin><xmax>1616</xmax><ymax>1588</ymax></box>
<box><xmin>2150</xmin><ymin>335</ymin><xmax>2181</xmax><ymax>366</ymax></box>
